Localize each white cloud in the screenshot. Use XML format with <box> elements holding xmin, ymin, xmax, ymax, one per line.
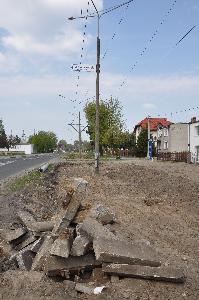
<box><xmin>0</xmin><ymin>0</ymin><xmax>103</xmax><ymax>58</ymax></box>
<box><xmin>142</xmin><ymin>103</ymin><xmax>157</xmax><ymax>109</ymax></box>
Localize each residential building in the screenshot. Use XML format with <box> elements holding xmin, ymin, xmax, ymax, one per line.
<box><xmin>157</xmin><ymin>123</ymin><xmax>189</xmax><ymax>152</ymax></box>
<box><xmin>134</xmin><ymin>117</ymin><xmax>172</xmax><ymax>147</ymax></box>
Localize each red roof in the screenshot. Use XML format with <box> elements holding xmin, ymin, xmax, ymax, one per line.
<box><xmin>137</xmin><ymin>118</ymin><xmax>171</xmax><ymax>131</ymax></box>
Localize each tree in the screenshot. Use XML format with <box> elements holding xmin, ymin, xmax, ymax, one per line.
<box><xmin>7</xmin><ymin>134</ymin><xmax>21</xmax><ymax>151</ymax></box>
<box><xmin>135</xmin><ymin>129</ymin><xmax>148</xmax><ymax>157</ymax></box>
<box><xmin>28</xmin><ymin>131</ymin><xmax>58</xmax><ymax>153</ymax></box>
<box><xmin>119</xmin><ymin>131</ymin><xmax>136</xmax><ymax>154</ymax></box>
<box><xmin>0</xmin><ymin>119</ymin><xmax>8</xmax><ymax>149</ymax></box>
<box><xmin>84</xmin><ymin>97</ymin><xmax>124</xmax><ymax>154</ymax></box>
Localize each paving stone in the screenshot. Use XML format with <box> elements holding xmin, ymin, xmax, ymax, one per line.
<box><xmin>93</xmin><ymin>237</ymin><xmax>161</xmax><ymax>267</ymax></box>
<box><xmin>16</xmin><ymin>250</ymin><xmax>36</xmax><ymax>271</ymax></box>
<box><xmin>90</xmin><ymin>204</ymin><xmax>116</xmax><ymax>225</ymax></box>
<box><xmin>102</xmin><ymin>264</ymin><xmax>186</xmax><ymax>283</ymax></box>
<box><xmin>2</xmin><ymin>228</ymin><xmax>27</xmax><ymax>243</ymax></box>
<box><xmin>79</xmin><ymin>217</ymin><xmax>117</xmax><ymax>242</ymax></box>
<box><xmin>32</xmin><ymin>235</ymin><xmax>55</xmax><ymax>271</ymax></box>
<box><xmin>44</xmin><ymin>253</ymin><xmax>101</xmax><ymax>276</ymax></box>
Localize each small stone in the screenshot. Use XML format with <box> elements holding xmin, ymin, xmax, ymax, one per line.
<box><xmin>90</xmin><ymin>204</ymin><xmax>116</xmax><ymax>225</ymax></box>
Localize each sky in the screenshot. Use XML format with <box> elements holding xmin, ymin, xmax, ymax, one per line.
<box><xmin>0</xmin><ymin>0</ymin><xmax>199</xmax><ymax>143</ymax></box>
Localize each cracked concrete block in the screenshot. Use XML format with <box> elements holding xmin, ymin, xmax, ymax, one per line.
<box><xmin>17</xmin><ymin>211</ymin><xmax>36</xmax><ymax>230</ymax></box>
<box><xmin>93</xmin><ymin>237</ymin><xmax>161</xmax><ymax>267</ymax></box>
<box><xmin>70</xmin><ymin>233</ymin><xmax>91</xmax><ymax>256</ymax></box>
<box><xmin>50</xmin><ymin>229</ymin><xmax>74</xmax><ymax>258</ymax></box>
<box><xmin>79</xmin><ymin>217</ymin><xmax>117</xmax><ymax>242</ymax></box>
<box><xmin>45</xmin><ymin>253</ymin><xmax>101</xmax><ymax>276</ymax></box>
<box><xmin>103</xmin><ymin>264</ymin><xmax>186</xmax><ymax>283</ymax></box>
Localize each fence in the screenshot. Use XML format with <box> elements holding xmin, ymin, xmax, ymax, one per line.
<box><xmin>157</xmin><ymin>151</ymin><xmax>190</xmax><ymax>163</ymax></box>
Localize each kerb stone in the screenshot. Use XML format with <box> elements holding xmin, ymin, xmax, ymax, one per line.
<box><xmin>93</xmin><ymin>237</ymin><xmax>161</xmax><ymax>267</ymax></box>
<box><xmin>102</xmin><ymin>264</ymin><xmax>186</xmax><ymax>283</ymax></box>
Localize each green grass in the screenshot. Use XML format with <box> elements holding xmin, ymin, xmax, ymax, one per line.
<box><xmin>8</xmin><ymin>171</ymin><xmax>43</xmax><ymax>192</ymax></box>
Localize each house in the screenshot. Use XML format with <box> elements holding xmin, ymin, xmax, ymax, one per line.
<box><xmin>157</xmin><ymin>123</ymin><xmax>189</xmax><ymax>152</ymax></box>
<box><xmin>157</xmin><ymin>117</ymin><xmax>199</xmax><ymax>163</ymax></box>
<box><xmin>134</xmin><ymin>117</ymin><xmax>172</xmax><ymax>147</ymax></box>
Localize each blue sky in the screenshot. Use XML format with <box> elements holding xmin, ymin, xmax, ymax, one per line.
<box><xmin>0</xmin><ymin>0</ymin><xmax>199</xmax><ymax>143</ymax></box>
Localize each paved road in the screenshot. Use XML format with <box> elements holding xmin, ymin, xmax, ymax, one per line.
<box><xmin>0</xmin><ymin>153</ymin><xmax>59</xmax><ymax>181</ymax></box>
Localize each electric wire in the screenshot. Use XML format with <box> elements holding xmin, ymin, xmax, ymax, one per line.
<box><xmin>118</xmin><ymin>0</ymin><xmax>178</xmax><ymax>90</ymax></box>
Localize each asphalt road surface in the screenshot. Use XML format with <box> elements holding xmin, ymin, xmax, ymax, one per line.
<box><xmin>0</xmin><ymin>153</ymin><xmax>59</xmax><ymax>181</ymax></box>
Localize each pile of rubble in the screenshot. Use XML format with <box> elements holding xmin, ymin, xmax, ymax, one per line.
<box><xmin>0</xmin><ymin>178</ymin><xmax>186</xmax><ymax>295</ymax></box>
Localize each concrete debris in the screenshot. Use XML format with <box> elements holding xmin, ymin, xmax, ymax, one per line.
<box><xmin>55</xmin><ymin>178</ymin><xmax>87</xmax><ymax>234</ymax></box>
<box><xmin>70</xmin><ymin>226</ymin><xmax>91</xmax><ymax>256</ymax></box>
<box><xmin>102</xmin><ymin>264</ymin><xmax>186</xmax><ymax>283</ymax></box>
<box><xmin>32</xmin><ymin>235</ymin><xmax>55</xmax><ymax>271</ymax></box>
<box><xmin>79</xmin><ymin>217</ymin><xmax>117</xmax><ymax>242</ymax></box>
<box><xmin>1</xmin><ymin>178</ymin><xmax>186</xmax><ymax>288</ymax></box>
<box><xmin>93</xmin><ymin>237</ymin><xmax>161</xmax><ymax>267</ymax></box>
<box><xmin>75</xmin><ymin>282</ymin><xmax>106</xmax><ymax>295</ymax></box>
<box><xmin>45</xmin><ymin>253</ymin><xmax>101</xmax><ymax>276</ymax></box>
<box><xmin>90</xmin><ymin>204</ymin><xmax>116</xmax><ymax>225</ymax></box>
<box><xmin>50</xmin><ymin>229</ymin><xmax>74</xmax><ymax>258</ymax></box>
<box><xmin>2</xmin><ymin>228</ymin><xmax>27</xmax><ymax>243</ymax></box>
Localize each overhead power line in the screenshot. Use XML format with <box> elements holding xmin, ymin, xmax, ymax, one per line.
<box><xmin>118</xmin><ymin>0</ymin><xmax>178</xmax><ymax>90</ymax></box>
<box><xmin>176</xmin><ymin>25</ymin><xmax>196</xmax><ymax>46</ymax></box>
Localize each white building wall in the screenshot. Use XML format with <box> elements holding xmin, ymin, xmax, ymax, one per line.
<box><xmin>189</xmin><ymin>121</ymin><xmax>199</xmax><ymax>163</ymax></box>
<box><xmin>0</xmin><ymin>144</ymin><xmax>35</xmax><ymax>154</ymax></box>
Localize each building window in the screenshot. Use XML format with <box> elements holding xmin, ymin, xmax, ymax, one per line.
<box><xmin>157</xmin><ymin>129</ymin><xmax>162</xmax><ymax>138</ymax></box>
<box><xmin>163</xmin><ymin>141</ymin><xmax>168</xmax><ymax>150</ymax></box>
<box><xmin>163</xmin><ymin>128</ymin><xmax>168</xmax><ymax>137</ymax></box>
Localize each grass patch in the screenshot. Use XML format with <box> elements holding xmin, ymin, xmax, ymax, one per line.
<box><xmin>8</xmin><ymin>171</ymin><xmax>43</xmax><ymax>192</ymax></box>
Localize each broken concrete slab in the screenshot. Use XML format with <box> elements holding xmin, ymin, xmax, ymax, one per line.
<box><xmin>53</xmin><ymin>179</ymin><xmax>88</xmax><ymax>234</ymax></box>
<box><xmin>102</xmin><ymin>264</ymin><xmax>186</xmax><ymax>283</ymax></box>
<box><xmin>2</xmin><ymin>228</ymin><xmax>27</xmax><ymax>243</ymax></box>
<box><xmin>30</xmin><ymin>235</ymin><xmax>45</xmax><ymax>253</ymax></box>
<box><xmin>90</xmin><ymin>204</ymin><xmax>116</xmax><ymax>225</ymax></box>
<box><xmin>93</xmin><ymin>237</ymin><xmax>161</xmax><ymax>267</ymax></box>
<box><xmin>32</xmin><ymin>235</ymin><xmax>55</xmax><ymax>271</ymax></box>
<box><xmin>50</xmin><ymin>229</ymin><xmax>74</xmax><ymax>258</ymax></box>
<box><xmin>16</xmin><ymin>250</ymin><xmax>36</xmax><ymax>271</ymax></box>
<box><xmin>79</xmin><ymin>217</ymin><xmax>117</xmax><ymax>242</ymax></box>
<box><xmin>70</xmin><ymin>224</ymin><xmax>91</xmax><ymax>257</ymax></box>
<box><xmin>44</xmin><ymin>253</ymin><xmax>101</xmax><ymax>276</ymax></box>
<box><xmin>70</xmin><ymin>234</ymin><xmax>91</xmax><ymax>257</ymax></box>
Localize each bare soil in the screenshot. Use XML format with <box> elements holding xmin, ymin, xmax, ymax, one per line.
<box><xmin>0</xmin><ymin>159</ymin><xmax>199</xmax><ymax>300</ymax></box>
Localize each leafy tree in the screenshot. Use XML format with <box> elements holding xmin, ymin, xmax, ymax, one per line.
<box><xmin>28</xmin><ymin>131</ymin><xmax>58</xmax><ymax>153</ymax></box>
<box><xmin>119</xmin><ymin>131</ymin><xmax>136</xmax><ymax>154</ymax></box>
<box><xmin>84</xmin><ymin>97</ymin><xmax>124</xmax><ymax>154</ymax></box>
<box><xmin>135</xmin><ymin>129</ymin><xmax>148</xmax><ymax>157</ymax></box>
<box><xmin>7</xmin><ymin>134</ymin><xmax>21</xmax><ymax>151</ymax></box>
<box><xmin>0</xmin><ymin>119</ymin><xmax>8</xmax><ymax>149</ymax></box>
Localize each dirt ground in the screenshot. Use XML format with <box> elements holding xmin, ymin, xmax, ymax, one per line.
<box><xmin>0</xmin><ymin>158</ymin><xmax>199</xmax><ymax>299</ymax></box>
